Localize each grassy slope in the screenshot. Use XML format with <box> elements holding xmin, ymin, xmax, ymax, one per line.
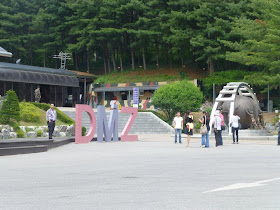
<box><xmin>19</xmin><ymin>103</ymin><xmax>73</xmax><ymax>126</ymax></box>
<box><xmin>19</xmin><ymin>109</ymin><xmax>65</xmax><ymax>126</ymax></box>
<box><xmin>95</xmin><ymin>67</ymin><xmax>205</xmax><ymax>84</ymax></box>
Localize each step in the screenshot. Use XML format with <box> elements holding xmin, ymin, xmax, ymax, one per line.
<box><xmin>48</xmin><ymin>138</ymin><xmax>75</xmax><ymax>149</ymax></box>
<box><xmin>0</xmin><ymin>139</ymin><xmax>53</xmax><ymax>148</ymax></box>
<box><xmin>0</xmin><ymin>145</ymin><xmax>48</xmax><ymax>156</ymax></box>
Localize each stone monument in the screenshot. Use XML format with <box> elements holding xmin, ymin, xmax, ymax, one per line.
<box><xmin>210</xmin><ymin>82</ymin><xmax>264</xmax><ymax>134</ymax></box>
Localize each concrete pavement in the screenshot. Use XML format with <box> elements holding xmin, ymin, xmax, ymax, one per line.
<box><xmin>0</xmin><ymin>136</ymin><xmax>279</xmax><ymax>209</ymax></box>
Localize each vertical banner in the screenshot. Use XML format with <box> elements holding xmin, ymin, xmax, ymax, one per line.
<box><xmin>133</xmin><ymin>87</ymin><xmax>139</xmax><ymax>109</ymax></box>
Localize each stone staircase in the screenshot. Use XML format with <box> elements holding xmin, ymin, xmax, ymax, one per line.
<box><xmin>63</xmin><ymin>111</ymin><xmax>174</xmax><ymax>134</ymax></box>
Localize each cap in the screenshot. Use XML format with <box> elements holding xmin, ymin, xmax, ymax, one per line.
<box><xmin>214</xmin><ymin>110</ymin><xmax>220</xmax><ymax>116</ymax></box>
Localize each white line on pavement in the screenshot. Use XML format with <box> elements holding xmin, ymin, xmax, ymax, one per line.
<box><xmin>203</xmin><ymin>177</ymin><xmax>280</xmax><ymax>193</ymax></box>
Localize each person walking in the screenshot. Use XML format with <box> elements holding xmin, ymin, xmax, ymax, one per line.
<box><xmin>219</xmin><ymin>110</ymin><xmax>224</xmax><ymax>145</ymax></box>
<box><xmin>46</xmin><ymin>104</ymin><xmax>57</xmax><ymax>140</ymax></box>
<box><xmin>185</xmin><ymin>110</ymin><xmax>194</xmax><ymax>148</ymax></box>
<box><xmin>34</xmin><ymin>86</ymin><xmax>41</xmax><ymax>103</ymax></box>
<box><xmin>212</xmin><ymin>111</ymin><xmax>222</xmax><ymax>147</ymax></box>
<box><xmin>230</xmin><ymin>111</ymin><xmax>241</xmax><ymax>144</ymax></box>
<box><xmin>173</xmin><ymin>112</ymin><xmax>183</xmax><ymax>144</ymax></box>
<box><xmin>199</xmin><ymin>111</ymin><xmax>210</xmax><ymax>148</ymax></box>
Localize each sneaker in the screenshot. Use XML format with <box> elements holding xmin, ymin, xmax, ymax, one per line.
<box><xmin>175</xmin><ymin>142</ymin><xmax>177</xmax><ymax>144</ymax></box>
<box><xmin>179</xmin><ymin>142</ymin><xmax>182</xmax><ymax>144</ymax></box>
<box><xmin>232</xmin><ymin>142</ymin><xmax>235</xmax><ymax>144</ymax></box>
<box><xmin>237</xmin><ymin>142</ymin><xmax>239</xmax><ymax>144</ymax></box>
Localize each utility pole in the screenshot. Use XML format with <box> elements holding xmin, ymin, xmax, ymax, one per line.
<box><xmin>53</xmin><ymin>52</ymin><xmax>71</xmax><ymax>70</ymax></box>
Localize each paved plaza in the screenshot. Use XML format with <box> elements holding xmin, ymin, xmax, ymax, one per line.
<box><xmin>0</xmin><ymin>135</ymin><xmax>280</xmax><ymax>209</ymax></box>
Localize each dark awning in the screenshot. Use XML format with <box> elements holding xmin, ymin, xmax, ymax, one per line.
<box><xmin>0</xmin><ymin>68</ymin><xmax>79</xmax><ymax>87</ymax></box>
<box><xmin>94</xmin><ymin>86</ymin><xmax>160</xmax><ymax>92</ymax></box>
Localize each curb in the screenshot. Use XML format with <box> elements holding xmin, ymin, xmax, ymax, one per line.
<box><xmin>0</xmin><ymin>138</ymin><xmax>75</xmax><ymax>156</ymax></box>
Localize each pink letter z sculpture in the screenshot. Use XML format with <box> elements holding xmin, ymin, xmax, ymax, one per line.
<box><xmin>121</xmin><ymin>107</ymin><xmax>138</xmax><ymax>141</ymax></box>
<box><xmin>75</xmin><ymin>104</ymin><xmax>96</xmax><ymax>144</ymax></box>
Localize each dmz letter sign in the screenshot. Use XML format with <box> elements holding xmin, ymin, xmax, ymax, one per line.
<box><xmin>75</xmin><ymin>105</ymin><xmax>138</xmax><ymax>144</ymax></box>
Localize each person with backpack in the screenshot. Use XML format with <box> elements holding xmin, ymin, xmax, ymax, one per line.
<box><xmin>199</xmin><ymin>111</ymin><xmax>210</xmax><ymax>148</ymax></box>
<box><xmin>230</xmin><ymin>111</ymin><xmax>241</xmax><ymax>144</ymax></box>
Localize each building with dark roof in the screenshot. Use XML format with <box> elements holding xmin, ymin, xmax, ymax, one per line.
<box><xmin>0</xmin><ymin>62</ymin><xmax>96</xmax><ymax>107</ymax></box>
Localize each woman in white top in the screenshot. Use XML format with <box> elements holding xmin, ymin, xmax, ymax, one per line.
<box><xmin>230</xmin><ymin>111</ymin><xmax>240</xmax><ymax>144</ymax></box>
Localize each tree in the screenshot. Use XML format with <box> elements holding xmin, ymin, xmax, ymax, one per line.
<box><xmin>185</xmin><ymin>0</ymin><xmax>251</xmax><ymax>73</ymax></box>
<box><xmin>0</xmin><ymin>90</ymin><xmax>20</xmax><ymax>124</ymax></box>
<box><xmin>0</xmin><ymin>0</ymin><xmax>254</xmax><ymax>74</ymax></box>
<box><xmin>223</xmin><ymin>0</ymin><xmax>280</xmax><ymax>89</ymax></box>
<box><xmin>151</xmin><ymin>80</ymin><xmax>203</xmax><ymax>121</ymax></box>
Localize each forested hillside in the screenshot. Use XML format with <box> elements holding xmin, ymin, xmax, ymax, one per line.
<box><xmin>1</xmin><ymin>0</ymin><xmax>279</xmax><ymax>84</ymax></box>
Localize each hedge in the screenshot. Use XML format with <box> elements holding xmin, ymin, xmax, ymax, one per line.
<box><xmin>31</xmin><ymin>103</ymin><xmax>74</xmax><ymax>124</ymax></box>
<box><xmin>0</xmin><ymin>90</ymin><xmax>20</xmax><ymax>124</ymax></box>
<box><xmin>20</xmin><ymin>102</ymin><xmax>41</xmax><ymax>123</ymax></box>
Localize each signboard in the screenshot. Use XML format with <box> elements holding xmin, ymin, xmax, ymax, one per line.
<box><xmin>75</xmin><ymin>105</ymin><xmax>138</xmax><ymax>143</ymax></box>
<box><xmin>133</xmin><ymin>87</ymin><xmax>139</xmax><ymax>108</ymax></box>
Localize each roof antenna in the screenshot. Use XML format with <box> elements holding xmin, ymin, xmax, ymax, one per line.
<box><xmin>53</xmin><ymin>51</ymin><xmax>71</xmax><ymax>70</ymax></box>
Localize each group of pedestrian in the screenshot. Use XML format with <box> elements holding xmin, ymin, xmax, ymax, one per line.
<box><xmin>173</xmin><ymin>110</ymin><xmax>241</xmax><ymax>147</ymax></box>
<box><xmin>173</xmin><ymin>111</ymin><xmax>194</xmax><ymax>147</ymax></box>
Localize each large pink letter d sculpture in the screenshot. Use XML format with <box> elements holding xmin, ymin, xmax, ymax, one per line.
<box><xmin>75</xmin><ymin>105</ymin><xmax>96</xmax><ymax>144</ymax></box>
<box><xmin>121</xmin><ymin>107</ymin><xmax>138</xmax><ymax>141</ymax></box>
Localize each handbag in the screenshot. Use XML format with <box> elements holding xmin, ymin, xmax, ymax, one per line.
<box><xmin>186</xmin><ymin>122</ymin><xmax>194</xmax><ymax>130</ymax></box>
<box><xmin>221</xmin><ymin>125</ymin><xmax>226</xmax><ymax>130</ymax></box>
<box><xmin>200</xmin><ymin>124</ymin><xmax>208</xmax><ymax>135</ymax></box>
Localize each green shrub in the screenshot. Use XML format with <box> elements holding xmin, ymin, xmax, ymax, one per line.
<box><xmin>13</xmin><ymin>124</ymin><xmax>20</xmax><ymax>132</ymax></box>
<box><xmin>151</xmin><ymin>80</ymin><xmax>203</xmax><ymax>121</ymax></box>
<box><xmin>0</xmin><ymin>90</ymin><xmax>20</xmax><ymax>124</ymax></box>
<box><xmin>31</xmin><ymin>103</ymin><xmax>74</xmax><ymax>124</ymax></box>
<box><xmin>205</xmin><ymin>107</ymin><xmax>212</xmax><ymax>115</ymax></box>
<box><xmin>16</xmin><ymin>129</ymin><xmax>25</xmax><ymax>138</ymax></box>
<box><xmin>195</xmin><ymin>123</ymin><xmax>202</xmax><ymax>130</ymax></box>
<box><xmin>36</xmin><ymin>130</ymin><xmax>43</xmax><ymax>137</ymax></box>
<box><xmin>179</xmin><ymin>71</ymin><xmax>190</xmax><ymax>80</ymax></box>
<box><xmin>19</xmin><ymin>102</ymin><xmax>41</xmax><ymax>122</ymax></box>
<box><xmin>82</xmin><ymin>126</ymin><xmax>87</xmax><ymax>136</ymax></box>
<box><xmin>25</xmin><ymin>127</ymin><xmax>31</xmax><ymax>132</ymax></box>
